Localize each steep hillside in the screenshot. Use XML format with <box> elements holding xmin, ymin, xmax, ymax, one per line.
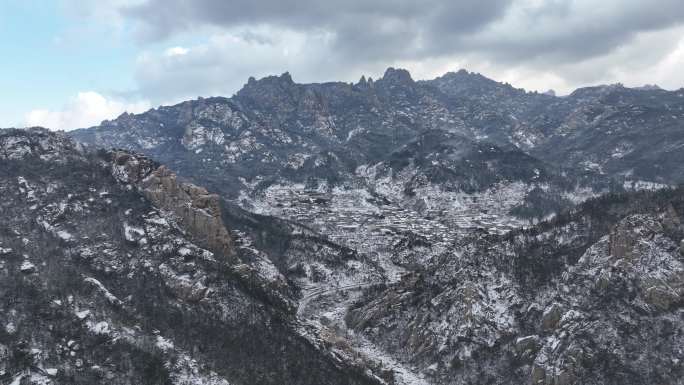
<box><xmin>348</xmin><ymin>188</ymin><xmax>684</xmax><ymax>385</ymax></box>
<box><xmin>0</xmin><ymin>128</ymin><xmax>381</xmax><ymax>385</ymax></box>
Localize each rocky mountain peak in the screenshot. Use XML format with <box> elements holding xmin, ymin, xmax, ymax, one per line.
<box><xmin>634</xmin><ymin>84</ymin><xmax>663</xmax><ymax>91</ymax></box>
<box><xmin>380</xmin><ymin>67</ymin><xmax>414</xmax><ymax>85</ymax></box>
<box><xmin>442</xmin><ymin>68</ymin><xmax>474</xmax><ymax>79</ymax></box>
<box><xmin>569</xmin><ymin>83</ymin><xmax>626</xmax><ymax>99</ymax></box>
<box><xmin>430</xmin><ymin>69</ymin><xmax>521</xmax><ymax>97</ymax></box>
<box><xmin>242</xmin><ymin>71</ymin><xmax>295</xmax><ymax>90</ymax></box>
<box><xmin>1</xmin><ymin>127</ymin><xmax>83</xmax><ymax>162</ymax></box>
<box><xmin>236</xmin><ymin>72</ymin><xmax>299</xmax><ymax>109</ymax></box>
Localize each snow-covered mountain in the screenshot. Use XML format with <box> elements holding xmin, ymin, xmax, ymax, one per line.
<box><xmin>349</xmin><ymin>189</ymin><xmax>684</xmax><ymax>384</ymax></box>
<box><xmin>0</xmin><ymin>128</ymin><xmax>382</xmax><ymax>385</ymax></box>
<box><xmin>2</xmin><ymin>67</ymin><xmax>683</xmax><ymax>385</ymax></box>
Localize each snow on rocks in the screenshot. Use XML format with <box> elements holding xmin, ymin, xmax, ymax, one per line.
<box><xmin>20</xmin><ymin>260</ymin><xmax>37</xmax><ymax>274</ymax></box>
<box><xmin>515</xmin><ymin>335</ymin><xmax>542</xmax><ymax>357</ymax></box>
<box><xmin>56</xmin><ymin>230</ymin><xmax>73</xmax><ymax>242</ymax></box>
<box><xmin>88</xmin><ymin>321</ymin><xmax>111</xmax><ymax>335</ymax></box>
<box><xmin>155</xmin><ymin>335</ymin><xmax>175</xmax><ymax>352</ymax></box>
<box><xmin>158</xmin><ymin>263</ymin><xmax>209</xmax><ymax>302</ymax></box>
<box><xmin>84</xmin><ymin>277</ymin><xmax>123</xmax><ymax>306</ymax></box>
<box><xmin>123</xmin><ymin>222</ymin><xmax>147</xmax><ymax>245</ymax></box>
<box><xmin>74</xmin><ymin>309</ymin><xmax>91</xmax><ymax>320</ymax></box>
<box><xmin>5</xmin><ymin>322</ymin><xmax>17</xmax><ymax>335</ymax></box>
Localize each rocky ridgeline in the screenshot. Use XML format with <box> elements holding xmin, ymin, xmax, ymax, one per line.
<box><xmin>68</xmin><ymin>69</ymin><xmax>592</xmax><ymax>206</ymax></box>
<box><xmin>1</xmin><ymin>127</ymin><xmax>83</xmax><ymax>162</ymax></box>
<box><xmin>72</xmin><ymin>67</ymin><xmax>684</xmax><ymax>195</ymax></box>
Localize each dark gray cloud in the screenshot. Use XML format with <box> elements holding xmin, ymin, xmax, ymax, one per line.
<box><xmin>122</xmin><ymin>0</ymin><xmax>513</xmax><ymax>61</ymax></box>
<box><xmin>120</xmin><ymin>0</ymin><xmax>684</xmax><ymax>65</ymax></box>
<box><xmin>26</xmin><ymin>0</ymin><xmax>684</xmax><ymax>131</ymax></box>
<box><xmin>74</xmin><ymin>0</ymin><xmax>684</xmax><ymax>103</ymax></box>
<box><xmin>123</xmin><ymin>0</ymin><xmax>511</xmax><ymax>38</ymax></box>
<box><xmin>462</xmin><ymin>0</ymin><xmax>684</xmax><ymax>64</ymax></box>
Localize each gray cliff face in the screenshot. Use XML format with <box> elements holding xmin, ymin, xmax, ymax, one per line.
<box><xmin>110</xmin><ymin>151</ymin><xmax>236</xmax><ymax>261</ymax></box>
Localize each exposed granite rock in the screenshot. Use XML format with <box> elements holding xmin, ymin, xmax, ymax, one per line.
<box><xmin>607</xmin><ymin>219</ymin><xmax>649</xmax><ymax>260</ymax></box>
<box><xmin>515</xmin><ymin>335</ymin><xmax>542</xmax><ymax>357</ymax></box>
<box><xmin>541</xmin><ymin>303</ymin><xmax>563</xmax><ymax>331</ymax></box>
<box><xmin>142</xmin><ymin>165</ymin><xmax>236</xmax><ymax>259</ymax></box>
<box><xmin>109</xmin><ymin>150</ymin><xmax>297</xmax><ymax>312</ymax></box>
<box><xmin>1</xmin><ymin>127</ymin><xmax>82</xmax><ymax>161</ymax></box>
<box><xmin>111</xmin><ymin>151</ymin><xmax>236</xmax><ymax>261</ymax></box>
<box><xmin>644</xmin><ymin>286</ymin><xmax>680</xmax><ymax>311</ymax></box>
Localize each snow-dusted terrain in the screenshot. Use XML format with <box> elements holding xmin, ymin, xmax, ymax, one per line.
<box><xmin>3</xmin><ymin>67</ymin><xmax>684</xmax><ymax>385</ymax></box>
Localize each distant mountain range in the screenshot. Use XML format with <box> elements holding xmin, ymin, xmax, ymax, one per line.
<box><xmin>72</xmin><ymin>68</ymin><xmax>684</xmax><ymax>193</ymax></box>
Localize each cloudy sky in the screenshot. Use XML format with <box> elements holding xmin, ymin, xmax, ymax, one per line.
<box><xmin>2</xmin><ymin>0</ymin><xmax>684</xmax><ymax>130</ymax></box>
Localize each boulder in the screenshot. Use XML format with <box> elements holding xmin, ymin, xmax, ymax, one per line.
<box><xmin>19</xmin><ymin>260</ymin><xmax>36</xmax><ymax>274</ymax></box>
<box><xmin>541</xmin><ymin>303</ymin><xmax>563</xmax><ymax>331</ymax></box>
<box><xmin>515</xmin><ymin>335</ymin><xmax>542</xmax><ymax>356</ymax></box>
<box><xmin>555</xmin><ymin>369</ymin><xmax>576</xmax><ymax>385</ymax></box>
<box><xmin>531</xmin><ymin>364</ymin><xmax>546</xmax><ymax>385</ymax></box>
<box><xmin>644</xmin><ymin>286</ymin><xmax>679</xmax><ymax>311</ymax></box>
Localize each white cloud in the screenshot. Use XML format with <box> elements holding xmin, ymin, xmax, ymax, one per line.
<box><xmin>165</xmin><ymin>46</ymin><xmax>189</xmax><ymax>56</ymax></box>
<box><xmin>25</xmin><ymin>92</ymin><xmax>150</xmax><ymax>131</ymax></box>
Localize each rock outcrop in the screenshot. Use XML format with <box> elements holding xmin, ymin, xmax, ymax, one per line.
<box><xmin>540</xmin><ymin>303</ymin><xmax>563</xmax><ymax>331</ymax></box>
<box><xmin>109</xmin><ymin>150</ymin><xmax>300</xmax><ymax>313</ymax></box>
<box><xmin>1</xmin><ymin>127</ymin><xmax>82</xmax><ymax>161</ymax></box>
<box><xmin>110</xmin><ymin>150</ymin><xmax>236</xmax><ymax>260</ymax></box>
